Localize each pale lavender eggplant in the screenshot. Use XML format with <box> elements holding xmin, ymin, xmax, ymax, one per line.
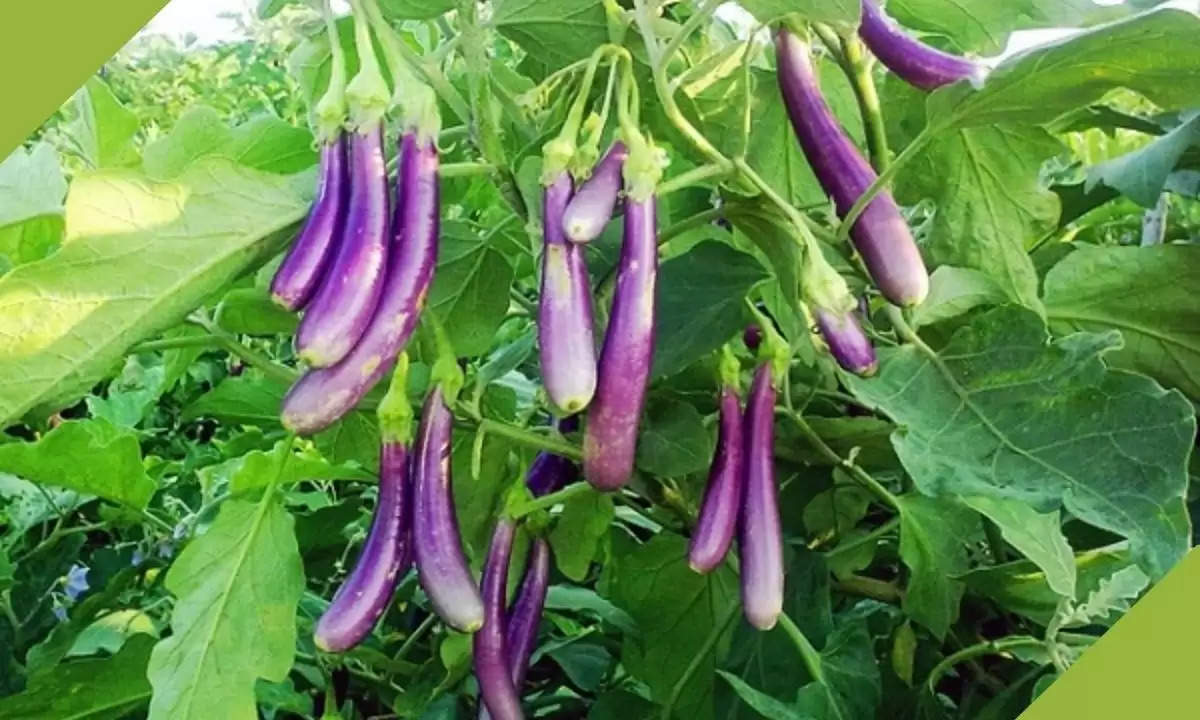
<box><xmin>475</xmin><ymin>519</ymin><xmax>524</xmax><ymax>720</ymax></box>
<box><xmin>314</xmin><ymin>440</ymin><xmax>410</xmax><ymax>652</ymax></box>
<box><xmin>738</xmin><ymin>363</ymin><xmax>783</xmax><ymax>631</ymax></box>
<box><xmin>539</xmin><ymin>172</ymin><xmax>597</xmax><ymax>414</ymax></box>
<box><xmin>413</xmin><ymin>387</ymin><xmax>485</xmax><ymax>632</ymax></box>
<box><xmin>525</xmin><ymin>417</ymin><xmax>580</xmax><ymax>497</ymax></box>
<box><xmin>281</xmin><ymin>134</ymin><xmax>439</xmax><ymax>436</ymax></box>
<box><xmin>561</xmin><ymin>141</ymin><xmax>627</xmax><ymax>244</ymax></box>
<box><xmin>295</xmin><ymin>123</ymin><xmax>390</xmax><ymax>367</ymax></box>
<box><xmin>272</xmin><ymin>135</ymin><xmax>349</xmax><ymax>311</ymax></box>
<box><xmin>583</xmin><ymin>196</ymin><xmax>657</xmax><ymax>491</ymax></box>
<box><xmin>688</xmin><ymin>386</ymin><xmax>744</xmax><ymax>574</ymax></box>
<box><xmin>859</xmin><ymin>0</ymin><xmax>984</xmax><ymax>91</ymax></box>
<box><xmin>775</xmin><ymin>30</ymin><xmax>928</xmax><ymax>307</ymax></box>
<box><xmin>814</xmin><ymin>306</ymin><xmax>878</xmax><ymax>377</ymax></box>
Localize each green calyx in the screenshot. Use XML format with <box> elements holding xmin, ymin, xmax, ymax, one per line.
<box><xmin>621</xmin><ymin>127</ymin><xmax>665</xmax><ymax>203</ymax></box>
<box><xmin>428</xmin><ymin>313</ymin><xmax>465</xmax><ymax>404</ymax></box>
<box><xmin>800</xmin><ymin>242</ymin><xmax>857</xmax><ymax>315</ymax></box>
<box><xmin>544</xmin><ymin>48</ymin><xmax>608</xmax><ymax>184</ymax></box>
<box><xmin>313</xmin><ymin>0</ymin><xmax>348</xmax><ymax>143</ymax></box>
<box><xmin>345</xmin><ymin>0</ymin><xmax>391</xmax><ymax>131</ymax></box>
<box><xmin>360</xmin><ymin>0</ymin><xmax>440</xmax><ymax>140</ymax></box>
<box><xmin>377</xmin><ymin>352</ymin><xmax>413</xmax><ymax>443</ymax></box>
<box><xmin>569</xmin><ymin>113</ymin><xmax>604</xmax><ymax>179</ymax></box>
<box><xmin>541</xmin><ymin>136</ymin><xmax>577</xmax><ymax>186</ymax></box>
<box><xmin>718</xmin><ymin>344</ymin><xmax>741</xmax><ymax>392</ymax></box>
<box><xmin>602</xmin><ymin>0</ymin><xmax>629</xmax><ymax>45</ymax></box>
<box><xmin>745</xmin><ymin>300</ymin><xmax>791</xmax><ymax>385</ymax></box>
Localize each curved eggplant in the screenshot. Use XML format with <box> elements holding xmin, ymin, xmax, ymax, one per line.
<box><xmin>539</xmin><ymin>173</ymin><xmax>598</xmax><ymax>414</ymax></box>
<box><xmin>282</xmin><ymin>133</ymin><xmax>439</xmax><ymax>436</ymax></box>
<box><xmin>859</xmin><ymin>0</ymin><xmax>985</xmax><ymax>91</ymax></box>
<box><xmin>412</xmin><ymin>386</ymin><xmax>484</xmax><ymax>632</ymax></box>
<box><xmin>475</xmin><ymin>519</ymin><xmax>524</xmax><ymax>720</ymax></box>
<box><xmin>295</xmin><ymin>123</ymin><xmax>391</xmax><ymax>367</ymax></box>
<box><xmin>505</xmin><ymin>538</ymin><xmax>550</xmax><ymax>689</ymax></box>
<box><xmin>583</xmin><ymin>195</ymin><xmax>657</xmax><ymax>491</ymax></box>
<box><xmin>775</xmin><ymin>30</ymin><xmax>928</xmax><ymax>307</ymax></box>
<box><xmin>688</xmin><ymin>386</ymin><xmax>744</xmax><ymax>573</ymax></box>
<box><xmin>272</xmin><ymin>135</ymin><xmax>349</xmax><ymax>311</ymax></box>
<box><xmin>561</xmin><ymin>141</ymin><xmax>627</xmax><ymax>244</ymax></box>
<box><xmin>814</xmin><ymin>305</ymin><xmax>878</xmax><ymax>377</ymax></box>
<box><xmin>314</xmin><ymin>440</ymin><xmax>410</xmax><ymax>651</ymax></box>
<box><xmin>738</xmin><ymin>363</ymin><xmax>783</xmax><ymax>631</ymax></box>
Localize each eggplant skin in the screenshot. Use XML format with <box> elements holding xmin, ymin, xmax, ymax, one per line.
<box><xmin>738</xmin><ymin>363</ymin><xmax>784</xmax><ymax>631</ymax></box>
<box><xmin>506</xmin><ymin>538</ymin><xmax>550</xmax><ymax>688</ymax></box>
<box><xmin>689</xmin><ymin>386</ymin><xmax>745</xmax><ymax>573</ymax></box>
<box><xmin>814</xmin><ymin>306</ymin><xmax>878</xmax><ymax>377</ymax></box>
<box><xmin>525</xmin><ymin>416</ymin><xmax>581</xmax><ymax>497</ymax></box>
<box><xmin>314</xmin><ymin>440</ymin><xmax>411</xmax><ymax>652</ymax></box>
<box><xmin>859</xmin><ymin>0</ymin><xmax>984</xmax><ymax>91</ymax></box>
<box><xmin>412</xmin><ymin>386</ymin><xmax>485</xmax><ymax>632</ymax></box>
<box><xmin>561</xmin><ymin>141</ymin><xmax>627</xmax><ymax>244</ymax></box>
<box><xmin>294</xmin><ymin>123</ymin><xmax>391</xmax><ymax>367</ymax></box>
<box><xmin>539</xmin><ymin>172</ymin><xmax>598</xmax><ymax>414</ymax></box>
<box><xmin>281</xmin><ymin>133</ymin><xmax>439</xmax><ymax>436</ymax></box>
<box><xmin>775</xmin><ymin>29</ymin><xmax>929</xmax><ymax>307</ymax></box>
<box><xmin>583</xmin><ymin>196</ymin><xmax>658</xmax><ymax>491</ymax></box>
<box><xmin>475</xmin><ymin>520</ymin><xmax>524</xmax><ymax>720</ymax></box>
<box><xmin>272</xmin><ymin>135</ymin><xmax>349</xmax><ymax>312</ymax></box>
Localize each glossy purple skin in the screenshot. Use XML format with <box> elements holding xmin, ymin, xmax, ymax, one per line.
<box><xmin>475</xmin><ymin>520</ymin><xmax>524</xmax><ymax>720</ymax></box>
<box><xmin>561</xmin><ymin>141</ymin><xmax>628</xmax><ymax>244</ymax></box>
<box><xmin>743</xmin><ymin>325</ymin><xmax>763</xmax><ymax>352</ymax></box>
<box><xmin>689</xmin><ymin>386</ymin><xmax>744</xmax><ymax>574</ymax></box>
<box><xmin>815</xmin><ymin>306</ymin><xmax>878</xmax><ymax>377</ymax></box>
<box><xmin>539</xmin><ymin>173</ymin><xmax>598</xmax><ymax>414</ymax></box>
<box><xmin>272</xmin><ymin>135</ymin><xmax>349</xmax><ymax>311</ymax></box>
<box><xmin>413</xmin><ymin>387</ymin><xmax>485</xmax><ymax>632</ymax></box>
<box><xmin>775</xmin><ymin>30</ymin><xmax>929</xmax><ymax>307</ymax></box>
<box><xmin>295</xmin><ymin>123</ymin><xmax>391</xmax><ymax>367</ymax></box>
<box><xmin>281</xmin><ymin>134</ymin><xmax>439</xmax><ymax>436</ymax></box>
<box><xmin>738</xmin><ymin>364</ymin><xmax>783</xmax><ymax>631</ymax></box>
<box><xmin>859</xmin><ymin>0</ymin><xmax>983</xmax><ymax>91</ymax></box>
<box><xmin>314</xmin><ymin>441</ymin><xmax>410</xmax><ymax>652</ymax></box>
<box><xmin>478</xmin><ymin>538</ymin><xmax>550</xmax><ymax>720</ymax></box>
<box><xmin>583</xmin><ymin>196</ymin><xmax>658</xmax><ymax>491</ymax></box>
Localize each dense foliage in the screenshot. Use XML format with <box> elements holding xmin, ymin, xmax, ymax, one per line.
<box><xmin>0</xmin><ymin>1</ymin><xmax>1198</xmax><ymax>719</ymax></box>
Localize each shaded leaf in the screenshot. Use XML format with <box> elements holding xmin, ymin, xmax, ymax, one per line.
<box><xmin>0</xmin><ymin>634</ymin><xmax>154</xmax><ymax>720</ymax></box>
<box><xmin>897</xmin><ymin>494</ymin><xmax>977</xmax><ymax>638</ymax></box>
<box><xmin>549</xmin><ymin>490</ymin><xmax>614</xmax><ymax>581</ymax></box>
<box><xmin>636</xmin><ymin>400</ymin><xmax>713</xmax><ymax>478</ymax></box>
<box><xmin>428</xmin><ymin>223</ymin><xmax>515</xmax><ymax>357</ymax></box>
<box><xmin>962</xmin><ymin>495</ymin><xmax>1075</xmax><ymax>598</ymax></box>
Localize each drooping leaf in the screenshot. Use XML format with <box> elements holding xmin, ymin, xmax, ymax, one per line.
<box><xmin>1044</xmin><ymin>244</ymin><xmax>1200</xmax><ymax>400</ymax></box>
<box><xmin>846</xmin><ymin>306</ymin><xmax>1194</xmax><ymax>580</ymax></box>
<box><xmin>0</xmin><ymin>158</ymin><xmax>310</xmax><ymax>428</ymax></box>
<box><xmin>962</xmin><ymin>495</ymin><xmax>1076</xmax><ymax>598</ymax></box>
<box><xmin>549</xmin><ymin>490</ymin><xmax>614</xmax><ymax>581</ymax></box>
<box><xmin>1086</xmin><ymin>113</ymin><xmax>1200</xmax><ymax>207</ymax></box>
<box><xmin>147</xmin><ymin>496</ymin><xmax>304</xmax><ymax>720</ymax></box>
<box><xmin>379</xmin><ymin>0</ymin><xmax>457</xmax><ymax>19</ymax></box>
<box><xmin>216</xmin><ymin>287</ymin><xmax>299</xmax><ymax>336</ymax></box>
<box><xmin>897</xmin><ymin>494</ymin><xmax>977</xmax><ymax>638</ymax></box>
<box><xmin>0</xmin><ymin>634</ymin><xmax>154</xmax><ymax>720</ymax></box>
<box><xmin>717</xmin><ymin>672</ymin><xmax>810</xmax><ymax>720</ymax></box>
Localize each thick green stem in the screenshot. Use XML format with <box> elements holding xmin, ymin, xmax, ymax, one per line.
<box><xmin>477</xmin><ymin>419</ymin><xmax>583</xmax><ymax>461</ymax></box>
<box><xmin>785</xmin><ymin>408</ymin><xmax>900</xmax><ymax>511</ymax></box>
<box><xmin>656</xmin><ymin>162</ymin><xmax>731</xmax><ymax>196</ymax></box>
<box><xmin>838</xmin><ymin>34</ymin><xmax>890</xmax><ymax>173</ymax></box>
<box><xmin>778</xmin><ymin>612</ymin><xmax>826</xmax><ymax>684</ymax></box>
<box><xmin>509</xmin><ymin>481</ymin><xmax>592</xmax><ymax>518</ymax></box>
<box><xmin>925</xmin><ymin>637</ymin><xmax>1046</xmax><ymax>694</ymax></box>
<box><xmin>660</xmin><ymin>0</ymin><xmax>725</xmax><ymax>67</ymax></box>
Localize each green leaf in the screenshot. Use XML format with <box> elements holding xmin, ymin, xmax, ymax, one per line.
<box><xmin>549</xmin><ymin>491</ymin><xmax>614</xmax><ymax>581</ymax></box>
<box><xmin>493</xmin><ymin>0</ymin><xmax>608</xmax><ymax>73</ymax></box>
<box><xmin>636</xmin><ymin>400</ymin><xmax>713</xmax><ymax>478</ymax></box>
<box><xmin>1044</xmin><ymin>244</ymin><xmax>1200</xmax><ymax>401</ymax></box>
<box><xmin>0</xmin><ymin>634</ymin><xmax>154</xmax><ymax>720</ymax></box>
<box><xmin>379</xmin><ymin>0</ymin><xmax>456</xmax><ymax>20</ymax></box>
<box><xmin>1086</xmin><ymin>113</ymin><xmax>1200</xmax><ymax>207</ymax></box>
<box><xmin>227</xmin><ymin>115</ymin><xmax>319</xmax><ymax>175</ymax></box>
<box><xmin>0</xmin><ymin>142</ymin><xmax>67</xmax><ymax>229</ymax></box>
<box><xmin>452</xmin><ymin>429</ymin><xmax>512</xmax><ymax>561</ymax></box>
<box><xmin>737</xmin><ymin>0</ymin><xmax>858</xmax><ymax>30</ymax></box>
<box><xmin>911</xmin><ymin>266</ymin><xmax>1009</xmax><ymax>328</ymax></box>
<box><xmin>897</xmin><ymin>124</ymin><xmax>1061</xmax><ymax>310</ymax></box>
<box><xmin>216</xmin><ymin>287</ymin><xmax>299</xmax><ymax>336</ymax></box>
<box><xmin>846</xmin><ymin>307</ymin><xmax>1194</xmax><ymax>580</ymax></box>
<box><xmin>183</xmin><ymin>375</ymin><xmax>290</xmax><ymax>426</ymax></box>
<box><xmin>0</xmin><ymin>472</ymin><xmax>86</xmax><ymax>536</ymax></box>
<box><xmin>897</xmin><ymin>494</ymin><xmax>977</xmax><ymax>638</ymax></box>
<box><xmin>891</xmin><ymin>622</ymin><xmax>918</xmax><ymax>688</ymax></box>
<box><xmin>221</xmin><ymin>441</ymin><xmax>373</xmax><ymax>494</ymax></box>
<box><xmin>1065</xmin><ymin>564</ymin><xmax>1149</xmax><ymax>626</ymax></box>
<box><xmin>793</xmin><ymin>619</ymin><xmax>881</xmax><ymax>720</ymax></box>
<box><xmin>928</xmin><ymin>9</ymin><xmax>1200</xmax><ymax>130</ymax></box>
<box><xmin>143</xmin><ymin>106</ymin><xmax>235</xmax><ymax>180</ymax></box>
<box><xmin>315</xmin><ymin>410</ymin><xmax>381</xmax><ymax>470</ymax></box>
<box><xmin>65</xmin><ymin>77</ymin><xmax>140</xmax><ymax>170</ymax></box>
<box><xmin>803</xmin><ymin>482</ymin><xmax>872</xmax><ymax>537</ymax></box>
<box><xmin>547</xmin><ymin>641</ymin><xmax>613</xmax><ymax>691</ymax></box>
<box><xmin>653</xmin><ymin>242</ymin><xmax>770</xmax><ymax>379</ymax></box>
<box><xmin>0</xmin><ymin>158</ymin><xmax>310</xmax><ymax>428</ymax></box>
<box><xmin>427</xmin><ymin>222</ymin><xmax>515</xmax><ymax>358</ymax></box>
<box><xmin>0</xmin><ymin>419</ymin><xmax>154</xmax><ymax>509</ymax></box>
<box><xmin>717</xmin><ymin>672</ymin><xmax>811</xmax><ymax>720</ymax></box>
<box><xmin>606</xmin><ymin>533</ymin><xmax>739</xmax><ymax>720</ymax></box>
<box><xmin>147</xmin><ymin>496</ymin><xmax>304</xmax><ymax>720</ymax></box>
<box><xmin>545</xmin><ymin>585</ymin><xmax>639</xmax><ymax>634</ymax></box>
<box><xmin>961</xmin><ymin>495</ymin><xmax>1075</xmax><ymax>598</ymax></box>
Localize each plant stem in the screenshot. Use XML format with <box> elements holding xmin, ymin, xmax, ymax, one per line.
<box><xmin>662</xmin><ymin>602</ymin><xmax>740</xmax><ymax>719</ymax></box>
<box><xmin>838</xmin><ymin>33</ymin><xmax>890</xmax><ymax>173</ymax></box>
<box><xmin>477</xmin><ymin>419</ymin><xmax>583</xmax><ymax>461</ymax></box>
<box><xmin>438</xmin><ymin>162</ymin><xmax>497</xmax><ymax>178</ymax></box>
<box><xmin>510</xmin><ymin>481</ymin><xmax>593</xmax><ymax>518</ymax></box>
<box><xmin>824</xmin><ymin>516</ymin><xmax>899</xmax><ymax>561</ymax></box>
<box><xmin>660</xmin><ymin>0</ymin><xmax>726</xmax><ymax>67</ymax></box>
<box><xmin>786</xmin><ymin>410</ymin><xmax>900</xmax><ymax>511</ymax></box>
<box><xmin>925</xmin><ymin>636</ymin><xmax>1045</xmax><ymax>694</ymax></box>
<box><xmin>836</xmin><ymin>126</ymin><xmax>934</xmax><ymax>243</ymax></box>
<box><xmin>833</xmin><ymin>574</ymin><xmax>903</xmax><ymax>604</ymax></box>
<box><xmin>659</xmin><ymin>207</ymin><xmax>725</xmax><ymax>245</ymax></box>
<box><xmin>392</xmin><ymin>613</ymin><xmax>437</xmax><ymax>664</ymax></box>
<box><xmin>778</xmin><ymin>612</ymin><xmax>826</xmax><ymax>683</ymax></box>
<box><xmin>657</xmin><ymin>162</ymin><xmax>731</xmax><ymax>196</ymax></box>
<box><xmin>189</xmin><ymin>312</ymin><xmax>298</xmax><ymax>385</ymax></box>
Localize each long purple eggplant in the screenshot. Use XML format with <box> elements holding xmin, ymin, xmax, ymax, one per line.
<box><xmin>475</xmin><ymin>519</ymin><xmax>524</xmax><ymax>720</ymax></box>
<box><xmin>738</xmin><ymin>363</ymin><xmax>783</xmax><ymax>631</ymax></box>
<box><xmin>526</xmin><ymin>417</ymin><xmax>580</xmax><ymax>497</ymax></box>
<box><xmin>539</xmin><ymin>173</ymin><xmax>597</xmax><ymax>414</ymax></box>
<box><xmin>272</xmin><ymin>135</ymin><xmax>349</xmax><ymax>311</ymax></box>
<box><xmin>314</xmin><ymin>439</ymin><xmax>410</xmax><ymax>651</ymax></box>
<box><xmin>505</xmin><ymin>538</ymin><xmax>550</xmax><ymax>688</ymax></box>
<box><xmin>689</xmin><ymin>385</ymin><xmax>744</xmax><ymax>574</ymax></box>
<box><xmin>775</xmin><ymin>29</ymin><xmax>928</xmax><ymax>307</ymax></box>
<box><xmin>583</xmin><ymin>194</ymin><xmax>657</xmax><ymax>491</ymax></box>
<box><xmin>412</xmin><ymin>386</ymin><xmax>484</xmax><ymax>632</ymax></box>
<box><xmin>859</xmin><ymin>0</ymin><xmax>984</xmax><ymax>91</ymax></box>
<box><xmin>561</xmin><ymin>141</ymin><xmax>627</xmax><ymax>244</ymax></box>
<box><xmin>814</xmin><ymin>305</ymin><xmax>878</xmax><ymax>377</ymax></box>
<box><xmin>294</xmin><ymin>123</ymin><xmax>391</xmax><ymax>367</ymax></box>
<box><xmin>281</xmin><ymin>134</ymin><xmax>439</xmax><ymax>436</ymax></box>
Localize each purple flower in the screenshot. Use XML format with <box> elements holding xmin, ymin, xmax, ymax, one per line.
<box><xmin>64</xmin><ymin>564</ymin><xmax>89</xmax><ymax>602</ymax></box>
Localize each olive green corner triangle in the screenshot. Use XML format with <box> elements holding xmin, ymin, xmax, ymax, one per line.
<box><xmin>1019</xmin><ymin>547</ymin><xmax>1200</xmax><ymax>718</ymax></box>
<box><xmin>0</xmin><ymin>0</ymin><xmax>170</xmax><ymax>160</ymax></box>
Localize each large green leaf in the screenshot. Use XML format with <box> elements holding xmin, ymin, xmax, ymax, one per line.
<box><xmin>379</xmin><ymin>0</ymin><xmax>456</xmax><ymax>20</ymax></box>
<box><xmin>549</xmin><ymin>490</ymin><xmax>614</xmax><ymax>582</ymax></box>
<box><xmin>0</xmin><ymin>158</ymin><xmax>311</xmax><ymax>428</ymax></box>
<box><xmin>0</xmin><ymin>634</ymin><xmax>154</xmax><ymax>720</ymax></box>
<box><xmin>428</xmin><ymin>222</ymin><xmax>515</xmax><ymax>358</ymax></box>
<box><xmin>1043</xmin><ymin>245</ymin><xmax>1200</xmax><ymax>401</ymax></box>
<box><xmin>606</xmin><ymin>533</ymin><xmax>739</xmax><ymax>720</ymax></box>
<box><xmin>636</xmin><ymin>399</ymin><xmax>714</xmax><ymax>478</ymax></box>
<box><xmin>897</xmin><ymin>494</ymin><xmax>977</xmax><ymax>638</ymax></box>
<box><xmin>64</xmin><ymin>77</ymin><xmax>141</xmax><ymax>170</ymax></box>
<box><xmin>182</xmin><ymin>375</ymin><xmax>291</xmax><ymax>426</ymax></box>
<box><xmin>1086</xmin><ymin>113</ymin><xmax>1200</xmax><ymax>207</ymax></box>
<box><xmin>0</xmin><ymin>419</ymin><xmax>155</xmax><ymax>509</ymax></box>
<box><xmin>911</xmin><ymin>266</ymin><xmax>1008</xmax><ymax>328</ymax></box>
<box><xmin>147</xmin><ymin>496</ymin><xmax>304</xmax><ymax>720</ymax></box>
<box><xmin>736</xmin><ymin>0</ymin><xmax>859</xmax><ymax>32</ymax></box>
<box><xmin>494</xmin><ymin>0</ymin><xmax>608</xmax><ymax>71</ymax></box>
<box><xmin>0</xmin><ymin>142</ymin><xmax>67</xmax><ymax>229</ymax></box>
<box><xmin>846</xmin><ymin>307</ymin><xmax>1194</xmax><ymax>579</ymax></box>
